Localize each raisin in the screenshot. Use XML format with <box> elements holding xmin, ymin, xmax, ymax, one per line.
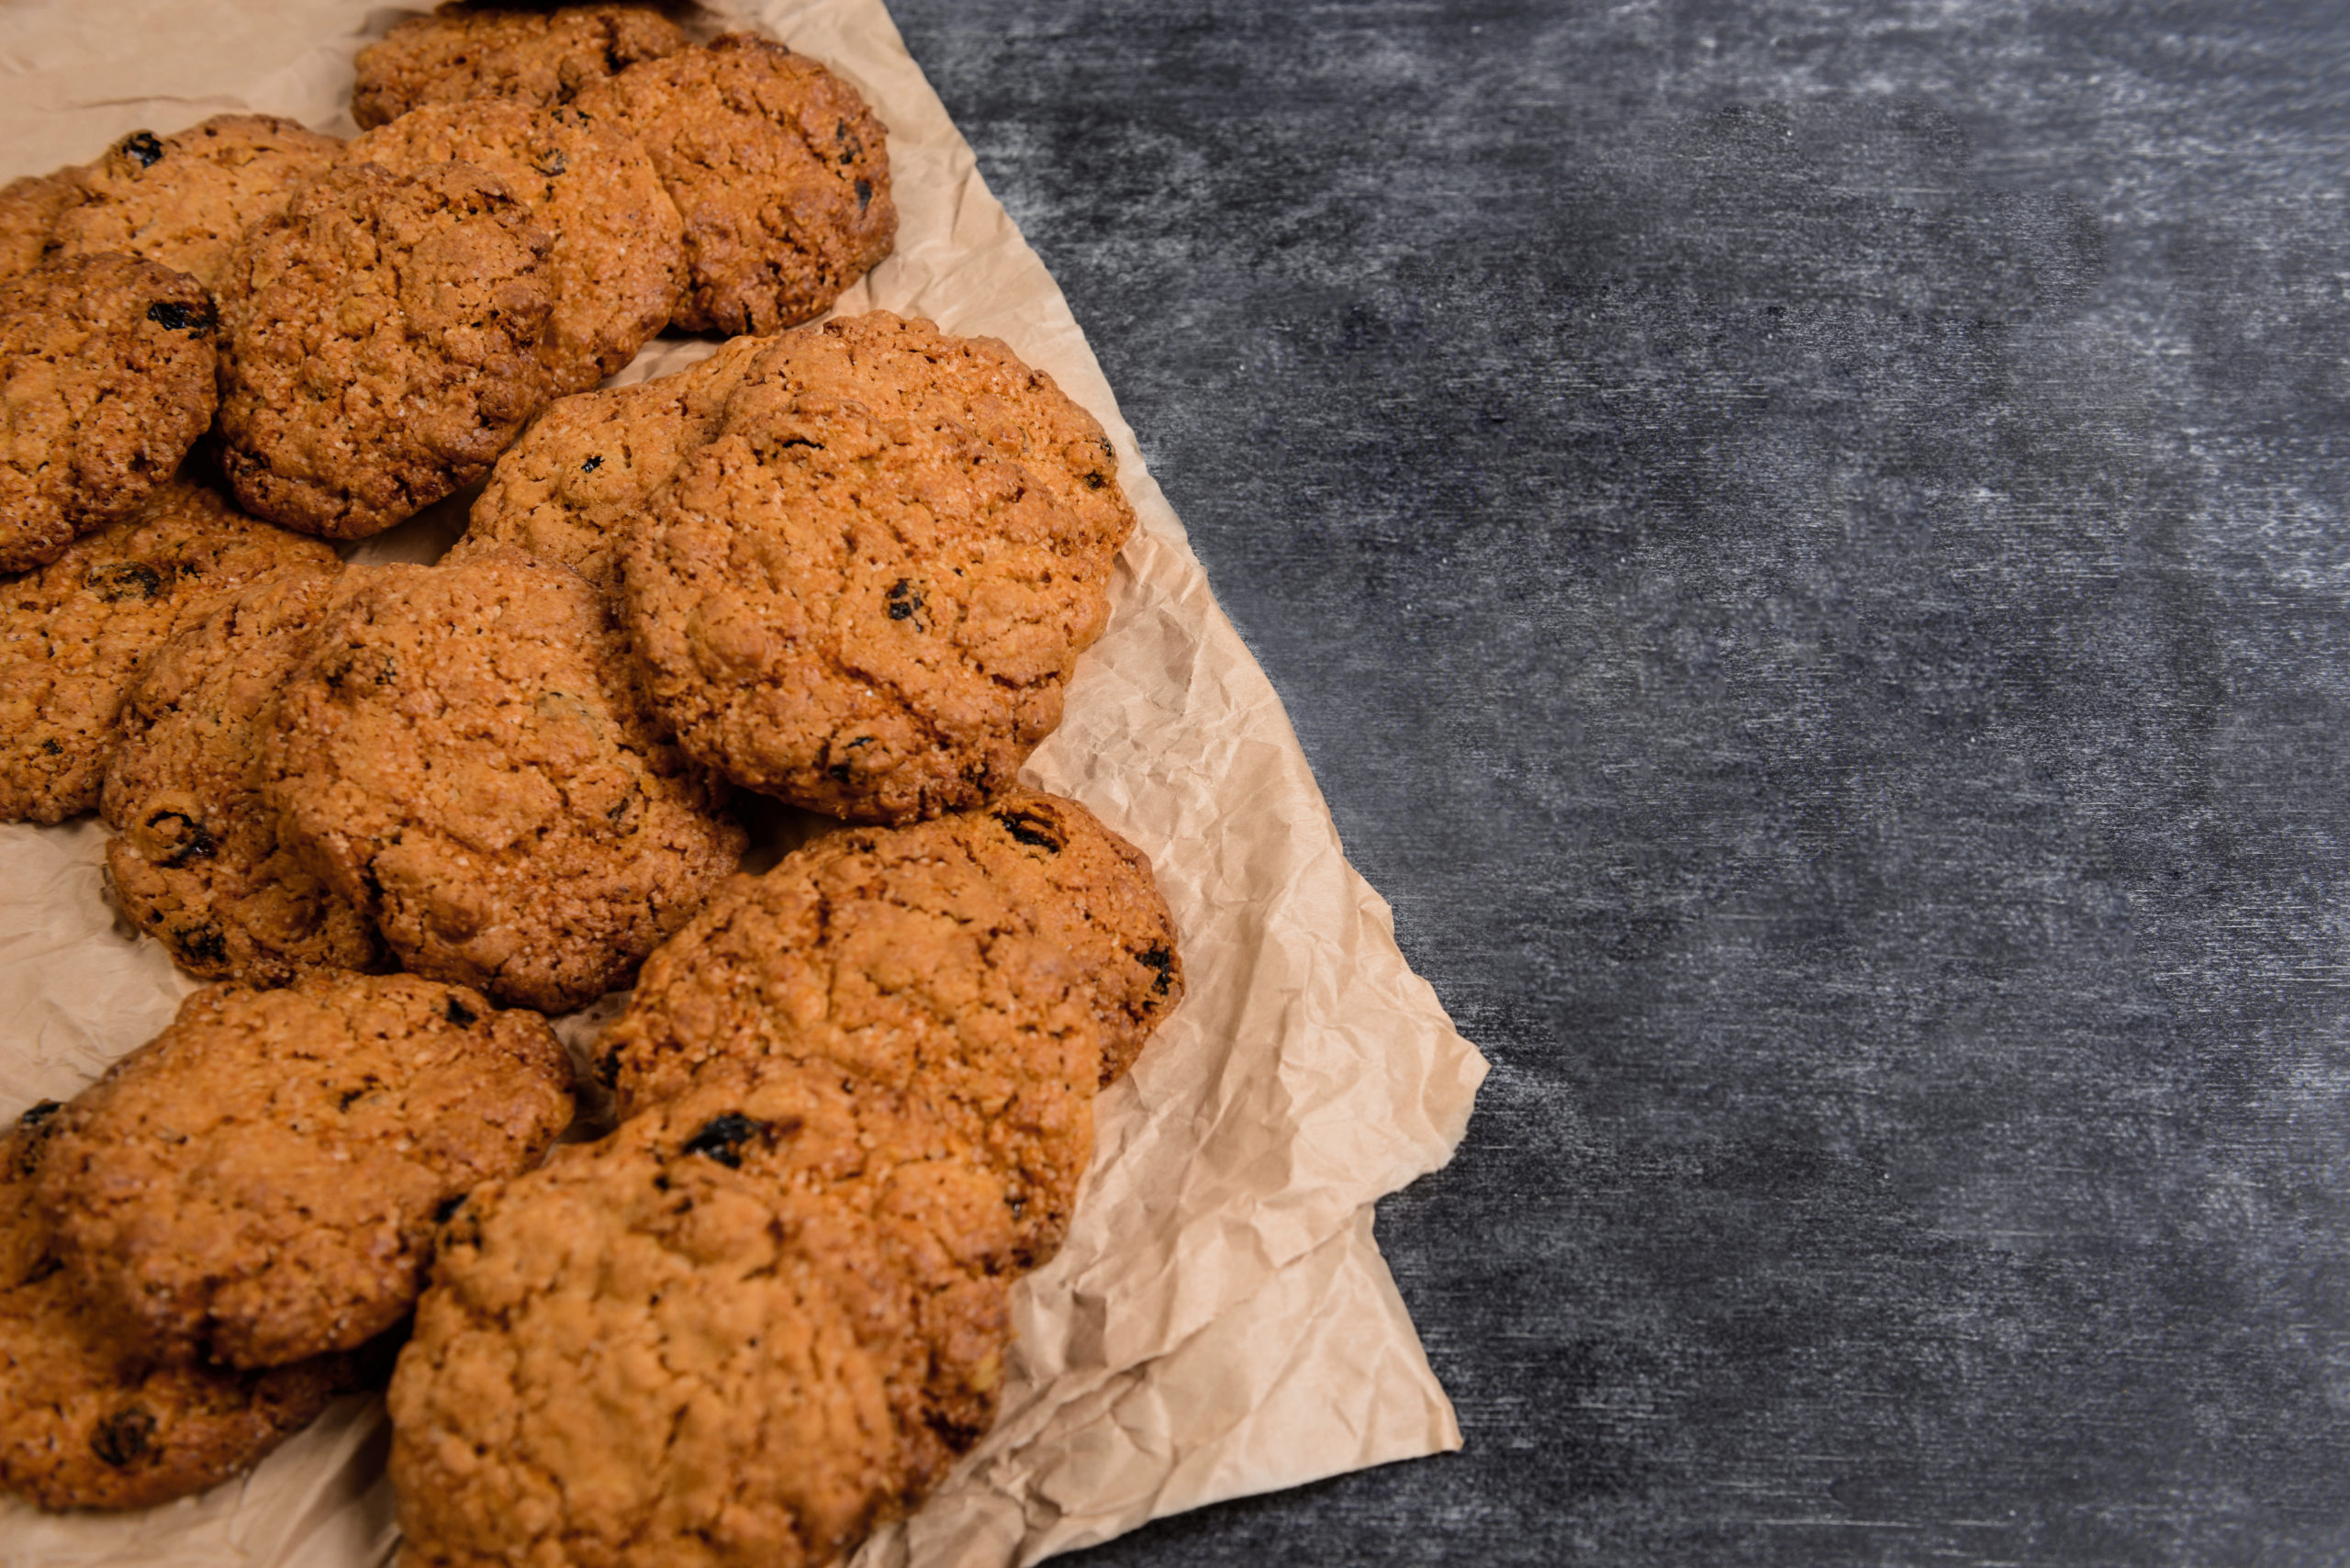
<box><xmin>89</xmin><ymin>562</ymin><xmax>162</xmax><ymax>602</ymax></box>
<box><xmin>855</xmin><ymin>177</ymin><xmax>872</xmax><ymax>212</ymax></box>
<box><xmin>996</xmin><ymin>811</ymin><xmax>1061</xmax><ymax>853</ymax></box>
<box><xmin>444</xmin><ymin>996</ymin><xmax>477</xmax><ymax>1027</ymax></box>
<box><xmin>530</xmin><ymin>148</ymin><xmax>568</xmax><ymax>178</ymax></box>
<box><xmin>581</xmin><ymin>454</ymin><xmax>603</xmax><ymax>473</ymax></box>
<box><xmin>144</xmin><ymin>809</ymin><xmax>216</xmax><ymax>868</ymax></box>
<box><xmin>17</xmin><ymin>1101</ymin><xmax>60</xmax><ymax>1130</ymax></box>
<box><xmin>145</xmin><ymin>298</ymin><xmax>215</xmax><ymax>335</ymax></box>
<box><xmin>39</xmin><ymin>738</ymin><xmax>62</xmax><ymax>756</ymax></box>
<box><xmin>172</xmin><ymin>923</ymin><xmax>229</xmax><ymax>965</ymax></box>
<box><xmin>92</xmin><ymin>1407</ymin><xmax>156</xmax><ymax>1468</ymax></box>
<box><xmin>886</xmin><ymin>579</ymin><xmax>921</xmax><ymax>622</ymax></box>
<box><xmin>1138</xmin><ymin>945</ymin><xmax>1176</xmax><ymax>995</ymax></box>
<box><xmin>119</xmin><ymin>131</ymin><xmax>164</xmax><ymax>168</ymax></box>
<box><xmin>681</xmin><ymin>1113</ymin><xmax>765</xmax><ymax>1169</ymax></box>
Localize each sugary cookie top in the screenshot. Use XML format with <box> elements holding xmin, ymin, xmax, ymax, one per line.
<box><xmin>47</xmin><ymin>115</ymin><xmax>344</xmax><ymax>291</ymax></box>
<box><xmin>102</xmin><ymin>566</ymin><xmax>390</xmax><ymax>986</ymax></box>
<box><xmin>389</xmin><ymin>1059</ymin><xmax>1011</xmax><ymax>1568</ymax></box>
<box><xmin>341</xmin><ymin>98</ymin><xmax>682</xmax><ymax>393</ymax></box>
<box><xmin>0</xmin><ymin>478</ymin><xmax>337</xmax><ymax>824</ymax></box>
<box><xmin>264</xmin><ymin>549</ymin><xmax>745</xmax><ymax>1012</ymax></box>
<box><xmin>352</xmin><ymin>2</ymin><xmax>689</xmax><ymax>130</ymax></box>
<box><xmin>453</xmin><ymin>332</ymin><xmax>766</xmax><ymax>590</ymax></box>
<box><xmin>0</xmin><ymin>251</ymin><xmax>221</xmax><ymax>574</ymax></box>
<box><xmin>214</xmin><ymin>161</ymin><xmax>554</xmax><ymax>539</ymax></box>
<box><xmin>0</xmin><ymin>1106</ymin><xmax>360</xmax><ymax>1511</ymax></box>
<box><xmin>619</xmin><ymin>311</ymin><xmax>1136</xmax><ymax>823</ymax></box>
<box><xmin>573</xmin><ymin>31</ymin><xmax>895</xmax><ymax>334</ymax></box>
<box><xmin>37</xmin><ymin>974</ymin><xmax>573</xmax><ymax>1369</ymax></box>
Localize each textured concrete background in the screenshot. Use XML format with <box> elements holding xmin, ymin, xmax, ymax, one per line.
<box><xmin>887</xmin><ymin>3</ymin><xmax>2350</xmax><ymax>1562</ymax></box>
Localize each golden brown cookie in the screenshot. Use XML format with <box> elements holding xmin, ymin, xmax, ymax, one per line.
<box><xmin>101</xmin><ymin>567</ymin><xmax>390</xmax><ymax>986</ymax></box>
<box><xmin>948</xmin><ymin>791</ymin><xmax>1184</xmax><ymax>1084</ymax></box>
<box><xmin>352</xmin><ymin>3</ymin><xmax>689</xmax><ymax>131</ymax></box>
<box><xmin>0</xmin><ymin>252</ymin><xmax>220</xmax><ymax>574</ymax></box>
<box><xmin>0</xmin><ymin>478</ymin><xmax>340</xmax><ymax>824</ymax></box>
<box><xmin>573</xmin><ymin>32</ymin><xmax>894</xmax><ymax>335</ymax></box>
<box><xmin>214</xmin><ymin>161</ymin><xmax>554</xmax><ymax>539</ymax></box>
<box><xmin>449</xmin><ymin>332</ymin><xmax>766</xmax><ymax>591</ymax></box>
<box><xmin>389</xmin><ymin>1058</ymin><xmax>1013</xmax><ymax>1568</ymax></box>
<box><xmin>600</xmin><ymin>811</ymin><xmax>1103</xmax><ymax>1266</ymax></box>
<box><xmin>619</xmin><ymin>312</ymin><xmax>1136</xmax><ymax>823</ymax></box>
<box><xmin>264</xmin><ymin>550</ymin><xmax>746</xmax><ymax>1013</ymax></box>
<box><xmin>35</xmin><ymin>976</ymin><xmax>573</xmax><ymax>1371</ymax></box>
<box><xmin>0</xmin><ymin>169</ymin><xmax>82</xmax><ymax>286</ymax></box>
<box><xmin>46</xmin><ymin>116</ymin><xmax>343</xmax><ymax>292</ymax></box>
<box><xmin>342</xmin><ymin>98</ymin><xmax>682</xmax><ymax>393</ymax></box>
<box><xmin>0</xmin><ymin>1103</ymin><xmax>360</xmax><ymax>1511</ymax></box>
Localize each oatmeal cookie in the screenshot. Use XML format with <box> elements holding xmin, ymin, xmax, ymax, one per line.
<box><xmin>0</xmin><ymin>1103</ymin><xmax>360</xmax><ymax>1510</ymax></box>
<box><xmin>0</xmin><ymin>478</ymin><xmax>338</xmax><ymax>824</ymax></box>
<box><xmin>0</xmin><ymin>252</ymin><xmax>220</xmax><ymax>574</ymax></box>
<box><xmin>0</xmin><ymin>169</ymin><xmax>82</xmax><ymax>286</ymax></box>
<box><xmin>36</xmin><ymin>976</ymin><xmax>572</xmax><ymax>1371</ymax></box>
<box><xmin>214</xmin><ymin>161</ymin><xmax>554</xmax><ymax>539</ymax></box>
<box><xmin>46</xmin><ymin>116</ymin><xmax>343</xmax><ymax>293</ymax></box>
<box><xmin>389</xmin><ymin>1059</ymin><xmax>1013</xmax><ymax>1568</ymax></box>
<box><xmin>620</xmin><ymin>312</ymin><xmax>1136</xmax><ymax>823</ymax></box>
<box><xmin>342</xmin><ymin>98</ymin><xmax>682</xmax><ymax>393</ymax></box>
<box><xmin>449</xmin><ymin>332</ymin><xmax>765</xmax><ymax>591</ymax></box>
<box><xmin>264</xmin><ymin>549</ymin><xmax>745</xmax><ymax>1013</ymax></box>
<box><xmin>101</xmin><ymin>567</ymin><xmax>388</xmax><ymax>986</ymax></box>
<box><xmin>599</xmin><ymin>812</ymin><xmax>1102</xmax><ymax>1265</ymax></box>
<box><xmin>949</xmin><ymin>790</ymin><xmax>1184</xmax><ymax>1084</ymax></box>
<box><xmin>352</xmin><ymin>3</ymin><xmax>688</xmax><ymax>131</ymax></box>
<box><xmin>573</xmin><ymin>32</ymin><xmax>894</xmax><ymax>335</ymax></box>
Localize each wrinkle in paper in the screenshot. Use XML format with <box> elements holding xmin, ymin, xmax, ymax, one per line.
<box><xmin>0</xmin><ymin>4</ymin><xmax>1488</xmax><ymax>1564</ymax></box>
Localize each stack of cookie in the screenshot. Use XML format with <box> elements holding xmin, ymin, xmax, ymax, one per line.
<box><xmin>1</xmin><ymin>5</ymin><xmax>1192</xmax><ymax>1554</ymax></box>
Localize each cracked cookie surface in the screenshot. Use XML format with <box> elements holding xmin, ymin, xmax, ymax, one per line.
<box><xmin>36</xmin><ymin>975</ymin><xmax>573</xmax><ymax>1371</ymax></box>
<box><xmin>102</xmin><ymin>566</ymin><xmax>388</xmax><ymax>986</ymax></box>
<box><xmin>0</xmin><ymin>252</ymin><xmax>221</xmax><ymax>574</ymax></box>
<box><xmin>600</xmin><ymin>809</ymin><xmax>1103</xmax><ymax>1266</ymax></box>
<box><xmin>573</xmin><ymin>31</ymin><xmax>895</xmax><ymax>335</ymax></box>
<box><xmin>342</xmin><ymin>98</ymin><xmax>682</xmax><ymax>394</ymax></box>
<box><xmin>390</xmin><ymin>1058</ymin><xmax>1012</xmax><ymax>1568</ymax></box>
<box><xmin>450</xmin><ymin>332</ymin><xmax>765</xmax><ymax>592</ymax></box>
<box><xmin>47</xmin><ymin>116</ymin><xmax>344</xmax><ymax>292</ymax></box>
<box><xmin>0</xmin><ymin>1104</ymin><xmax>360</xmax><ymax>1510</ymax></box>
<box><xmin>0</xmin><ymin>477</ymin><xmax>338</xmax><ymax>824</ymax></box>
<box><xmin>352</xmin><ymin>3</ymin><xmax>688</xmax><ymax>130</ymax></box>
<box><xmin>214</xmin><ymin>161</ymin><xmax>554</xmax><ymax>539</ymax></box>
<box><xmin>620</xmin><ymin>312</ymin><xmax>1136</xmax><ymax>823</ymax></box>
<box><xmin>264</xmin><ymin>549</ymin><xmax>745</xmax><ymax>1012</ymax></box>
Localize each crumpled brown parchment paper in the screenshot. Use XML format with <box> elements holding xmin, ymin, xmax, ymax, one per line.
<box><xmin>0</xmin><ymin>3</ymin><xmax>1491</xmax><ymax>1562</ymax></box>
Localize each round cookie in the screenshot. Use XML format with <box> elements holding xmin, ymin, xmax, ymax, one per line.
<box><xmin>214</xmin><ymin>161</ymin><xmax>554</xmax><ymax>539</ymax></box>
<box><xmin>947</xmin><ymin>790</ymin><xmax>1184</xmax><ymax>1085</ymax></box>
<box><xmin>46</xmin><ymin>116</ymin><xmax>344</xmax><ymax>292</ymax></box>
<box><xmin>0</xmin><ymin>168</ymin><xmax>83</xmax><ymax>286</ymax></box>
<box><xmin>264</xmin><ymin>550</ymin><xmax>746</xmax><ymax>1013</ymax></box>
<box><xmin>352</xmin><ymin>3</ymin><xmax>688</xmax><ymax>131</ymax></box>
<box><xmin>0</xmin><ymin>1103</ymin><xmax>360</xmax><ymax>1511</ymax></box>
<box><xmin>572</xmin><ymin>32</ymin><xmax>895</xmax><ymax>335</ymax></box>
<box><xmin>599</xmin><ymin>812</ymin><xmax>1103</xmax><ymax>1266</ymax></box>
<box><xmin>35</xmin><ymin>975</ymin><xmax>574</xmax><ymax>1371</ymax></box>
<box><xmin>389</xmin><ymin>1059</ymin><xmax>1013</xmax><ymax>1568</ymax></box>
<box><xmin>449</xmin><ymin>331</ymin><xmax>767</xmax><ymax>591</ymax></box>
<box><xmin>0</xmin><ymin>477</ymin><xmax>340</xmax><ymax>824</ymax></box>
<box><xmin>619</xmin><ymin>312</ymin><xmax>1136</xmax><ymax>823</ymax></box>
<box><xmin>101</xmin><ymin>567</ymin><xmax>389</xmax><ymax>986</ymax></box>
<box><xmin>342</xmin><ymin>99</ymin><xmax>683</xmax><ymax>393</ymax></box>
<box><xmin>0</xmin><ymin>251</ymin><xmax>220</xmax><ymax>574</ymax></box>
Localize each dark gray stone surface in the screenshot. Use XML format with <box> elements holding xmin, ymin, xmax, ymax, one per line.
<box><xmin>885</xmin><ymin>2</ymin><xmax>2350</xmax><ymax>1562</ymax></box>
